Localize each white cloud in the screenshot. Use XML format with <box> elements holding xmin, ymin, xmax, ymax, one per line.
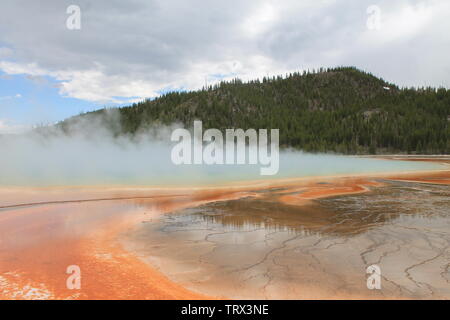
<box><xmin>242</xmin><ymin>2</ymin><xmax>279</xmax><ymax>37</ymax></box>
<box><xmin>0</xmin><ymin>47</ymin><xmax>13</xmax><ymax>58</ymax></box>
<box><xmin>359</xmin><ymin>1</ymin><xmax>435</xmax><ymax>46</ymax></box>
<box><xmin>0</xmin><ymin>0</ymin><xmax>448</xmax><ymax>104</ymax></box>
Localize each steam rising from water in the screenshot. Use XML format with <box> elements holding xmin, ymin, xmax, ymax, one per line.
<box><xmin>0</xmin><ymin>110</ymin><xmax>443</xmax><ymax>187</ymax></box>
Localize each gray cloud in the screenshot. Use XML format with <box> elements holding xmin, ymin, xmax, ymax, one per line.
<box><xmin>0</xmin><ymin>0</ymin><xmax>448</xmax><ymax>102</ymax></box>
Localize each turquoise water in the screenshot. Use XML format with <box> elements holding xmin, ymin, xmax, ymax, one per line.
<box><xmin>154</xmin><ymin>153</ymin><xmax>444</xmax><ymax>186</ymax></box>
<box><xmin>0</xmin><ymin>141</ymin><xmax>444</xmax><ymax>186</ymax></box>
<box><xmin>0</xmin><ymin>133</ymin><xmax>445</xmax><ymax>186</ymax></box>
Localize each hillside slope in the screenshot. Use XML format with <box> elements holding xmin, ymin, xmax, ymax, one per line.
<box><xmin>60</xmin><ymin>67</ymin><xmax>450</xmax><ymax>154</ymax></box>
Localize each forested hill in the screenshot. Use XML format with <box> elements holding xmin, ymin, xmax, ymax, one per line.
<box><xmin>60</xmin><ymin>67</ymin><xmax>449</xmax><ymax>154</ymax></box>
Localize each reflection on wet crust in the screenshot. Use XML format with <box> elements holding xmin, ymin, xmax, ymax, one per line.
<box><xmin>0</xmin><ymin>192</ymin><xmax>248</xmax><ymax>300</ymax></box>
<box><xmin>1</xmin><ymin>170</ymin><xmax>449</xmax><ymax>299</ymax></box>
<box><xmin>125</xmin><ymin>179</ymin><xmax>450</xmax><ymax>299</ymax></box>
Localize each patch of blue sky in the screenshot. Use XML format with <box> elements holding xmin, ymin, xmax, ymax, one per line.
<box><xmin>208</xmin><ymin>72</ymin><xmax>237</xmax><ymax>80</ymax></box>
<box><xmin>0</xmin><ymin>71</ymin><xmax>102</xmax><ymax>126</ymax></box>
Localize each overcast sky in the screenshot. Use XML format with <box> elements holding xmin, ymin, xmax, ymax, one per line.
<box><xmin>0</xmin><ymin>0</ymin><xmax>449</xmax><ymax>130</ymax></box>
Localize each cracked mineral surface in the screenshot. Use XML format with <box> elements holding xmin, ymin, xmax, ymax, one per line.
<box><xmin>124</xmin><ymin>180</ymin><xmax>450</xmax><ymax>299</ymax></box>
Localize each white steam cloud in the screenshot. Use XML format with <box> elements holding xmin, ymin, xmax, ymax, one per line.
<box><xmin>0</xmin><ymin>110</ymin><xmax>441</xmax><ymax>187</ymax></box>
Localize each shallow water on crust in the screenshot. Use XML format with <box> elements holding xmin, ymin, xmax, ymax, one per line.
<box><xmin>125</xmin><ymin>180</ymin><xmax>450</xmax><ymax>299</ymax></box>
